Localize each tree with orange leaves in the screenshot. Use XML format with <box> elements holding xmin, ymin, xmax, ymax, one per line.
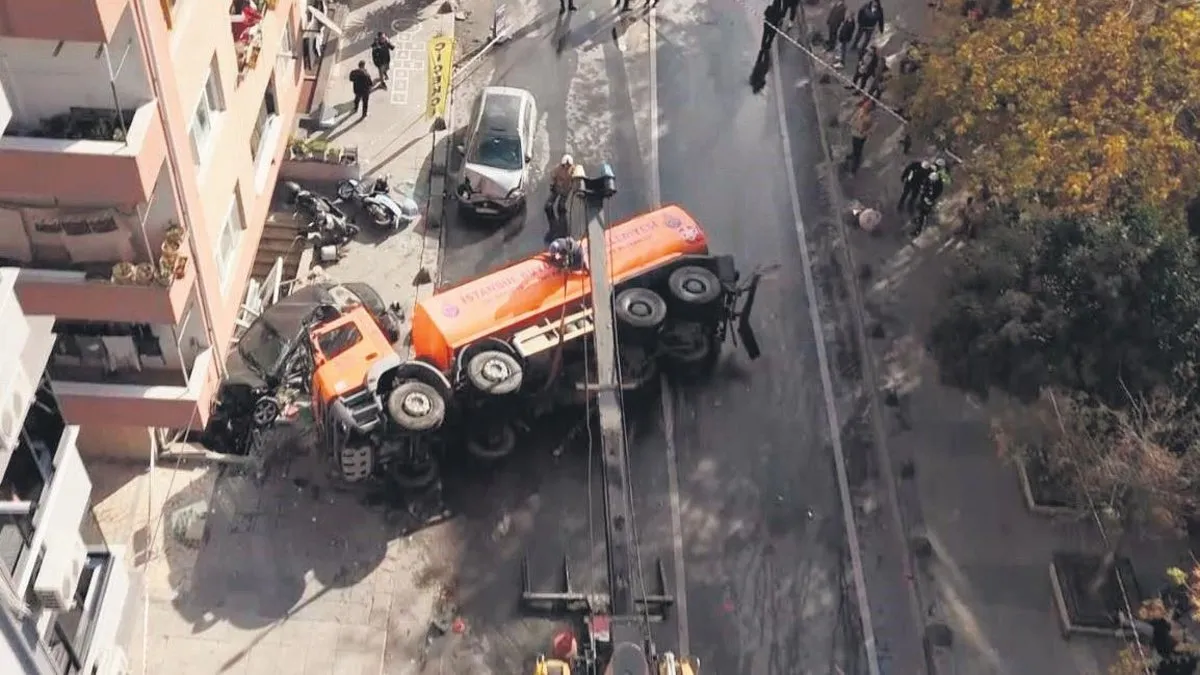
<box><xmin>909</xmin><ymin>0</ymin><xmax>1200</xmax><ymax>214</ymax></box>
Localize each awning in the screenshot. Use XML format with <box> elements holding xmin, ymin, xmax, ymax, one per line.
<box><xmin>306</xmin><ymin>5</ymin><xmax>344</xmax><ymax>37</ymax></box>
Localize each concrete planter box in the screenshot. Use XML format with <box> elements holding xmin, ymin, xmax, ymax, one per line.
<box><xmin>1015</xmin><ymin>456</ymin><xmax>1086</xmax><ymax>518</ymax></box>
<box><xmin>1049</xmin><ymin>552</ymin><xmax>1141</xmax><ymax>639</ymax></box>
<box><xmin>278</xmin><ymin>156</ymin><xmax>361</xmax><ymax>183</ymax></box>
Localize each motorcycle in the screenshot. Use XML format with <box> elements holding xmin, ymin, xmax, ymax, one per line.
<box><xmin>336</xmin><ymin>175</ymin><xmax>420</xmax><ymax>230</ymax></box>
<box><xmin>284</xmin><ymin>181</ymin><xmax>347</xmax><ymax>222</ymax></box>
<box><xmin>304</xmin><ymin>211</ymin><xmax>359</xmax><ymax>248</ymax></box>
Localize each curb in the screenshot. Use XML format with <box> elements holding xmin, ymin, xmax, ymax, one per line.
<box><xmin>794</xmin><ymin>5</ymin><xmax>942</xmax><ymax>675</ymax></box>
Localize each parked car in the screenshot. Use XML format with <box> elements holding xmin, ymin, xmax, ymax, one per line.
<box><xmin>456</xmin><ymin>86</ymin><xmax>537</xmax><ymax>219</ymax></box>
<box><xmin>204</xmin><ymin>282</ymin><xmax>403</xmax><ymax>454</ymax></box>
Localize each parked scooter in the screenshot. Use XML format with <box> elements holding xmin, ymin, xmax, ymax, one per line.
<box><xmin>336</xmin><ymin>175</ymin><xmax>420</xmax><ymax>230</ymax></box>
<box><xmin>284</xmin><ymin>181</ymin><xmax>346</xmax><ymax>222</ymax></box>
<box><xmin>283</xmin><ymin>181</ymin><xmax>359</xmax><ymax>248</ymax></box>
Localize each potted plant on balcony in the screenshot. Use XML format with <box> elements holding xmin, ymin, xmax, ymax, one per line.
<box><xmin>134</xmin><ymin>262</ymin><xmax>156</xmax><ymax>285</ymax></box>
<box><xmin>111</xmin><ymin>261</ymin><xmax>135</xmax><ymax>284</ymax></box>
<box><xmin>156</xmin><ymin>259</ymin><xmax>174</xmax><ymax>287</ymax></box>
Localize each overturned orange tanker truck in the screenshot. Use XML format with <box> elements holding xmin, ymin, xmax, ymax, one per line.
<box><xmin>318</xmin><ymin>205</ymin><xmax>762</xmax><ymax>487</ymax></box>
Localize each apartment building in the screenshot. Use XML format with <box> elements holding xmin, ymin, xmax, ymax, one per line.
<box><xmin>0</xmin><ymin>0</ymin><xmax>305</xmax><ymax>458</ymax></box>
<box><xmin>0</xmin><ymin>268</ymin><xmax>133</xmax><ymax>675</ymax></box>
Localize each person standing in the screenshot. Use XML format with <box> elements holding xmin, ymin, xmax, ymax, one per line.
<box><xmin>760</xmin><ymin>1</ymin><xmax>785</xmax><ymax>53</ymax></box>
<box><xmin>898</xmin><ymin>159</ymin><xmax>932</xmax><ymax>213</ymax></box>
<box><xmin>781</xmin><ymin>0</ymin><xmax>801</xmax><ymax>30</ymax></box>
<box><xmin>545</xmin><ymin>154</ymin><xmax>577</xmax><ymax>242</ymax></box>
<box><xmin>563</xmin><ymin>0</ymin><xmax>578</xmax><ymax>13</ymax></box>
<box><xmin>851</xmin><ymin>45</ymin><xmax>880</xmax><ymax>91</ymax></box>
<box><xmin>826</xmin><ymin>0</ymin><xmax>847</xmax><ymax>49</ymax></box>
<box><xmin>835</xmin><ymin>15</ymin><xmax>856</xmax><ymax>67</ymax></box>
<box><xmin>370</xmin><ymin>32</ymin><xmax>394</xmax><ymax>88</ymax></box>
<box><xmin>852</xmin><ymin>0</ymin><xmax>884</xmax><ymax>55</ymax></box>
<box><xmin>846</xmin><ymin>99</ymin><xmax>876</xmax><ymax>175</ymax></box>
<box><xmin>349</xmin><ymin>61</ymin><xmax>373</xmax><ymax>119</ymax></box>
<box><xmin>913</xmin><ymin>168</ymin><xmax>946</xmax><ymax>234</ymax></box>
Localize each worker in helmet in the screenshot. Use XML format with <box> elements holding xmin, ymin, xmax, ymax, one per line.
<box><xmin>547</xmin><ymin>236</ymin><xmax>587</xmax><ymax>271</ymax></box>
<box><xmin>544</xmin><ymin>154</ymin><xmax>576</xmax><ymax>242</ymax></box>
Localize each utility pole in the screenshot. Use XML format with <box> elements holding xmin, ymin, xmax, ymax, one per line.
<box><xmin>572</xmin><ymin>164</ymin><xmax>643</xmax><ymax>646</ymax></box>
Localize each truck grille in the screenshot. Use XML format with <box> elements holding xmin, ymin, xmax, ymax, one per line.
<box><xmin>339</xmin><ymin>387</ymin><xmax>383</xmax><ymax>432</ymax></box>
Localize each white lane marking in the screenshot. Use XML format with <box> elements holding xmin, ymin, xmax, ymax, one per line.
<box><xmin>648</xmin><ymin>6</ymin><xmax>662</xmax><ymax>206</ymax></box>
<box><xmin>648</xmin><ymin>5</ymin><xmax>690</xmax><ymax>657</ymax></box>
<box><xmin>769</xmin><ymin>42</ymin><xmax>883</xmax><ymax>675</ymax></box>
<box><xmin>661</xmin><ymin>380</ymin><xmax>691</xmax><ymax>657</ymax></box>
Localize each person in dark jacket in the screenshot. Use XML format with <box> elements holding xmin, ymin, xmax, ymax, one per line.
<box><xmin>760</xmin><ymin>1</ymin><xmax>785</xmax><ymax>53</ymax></box>
<box><xmin>898</xmin><ymin>159</ymin><xmax>932</xmax><ymax>213</ymax></box>
<box><xmin>826</xmin><ymin>0</ymin><xmax>847</xmax><ymax>49</ymax></box>
<box><xmin>349</xmin><ymin>60</ymin><xmax>373</xmax><ymax>119</ymax></box>
<box><xmin>913</xmin><ymin>169</ymin><xmax>945</xmax><ymax>233</ymax></box>
<box><xmin>835</xmin><ymin>15</ymin><xmax>856</xmax><ymax>66</ymax></box>
<box><xmin>781</xmin><ymin>0</ymin><xmax>801</xmax><ymax>28</ymax></box>
<box><xmin>851</xmin><ymin>45</ymin><xmax>880</xmax><ymax>90</ymax></box>
<box><xmin>370</xmin><ymin>32</ymin><xmax>394</xmax><ymax>87</ymax></box>
<box><xmin>852</xmin><ymin>0</ymin><xmax>884</xmax><ymax>54</ymax></box>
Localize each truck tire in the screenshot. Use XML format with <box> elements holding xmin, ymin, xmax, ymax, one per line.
<box><xmin>667</xmin><ymin>266</ymin><xmax>722</xmax><ymax>318</ymax></box>
<box><xmin>466</xmin><ymin>350</ymin><xmax>524</xmax><ymax>395</ymax></box>
<box><xmin>615</xmin><ymin>288</ymin><xmax>668</xmax><ymax>331</ymax></box>
<box><xmin>660</xmin><ymin>322</ymin><xmax>716</xmax><ymax>367</ymax></box>
<box><xmin>387</xmin><ymin>381</ymin><xmax>446</xmax><ymax>431</ymax></box>
<box><xmin>466</xmin><ymin>422</ymin><xmax>517</xmax><ymax>461</ymax></box>
<box><xmin>390</xmin><ymin>457</ymin><xmax>438</xmax><ymax>490</ymax></box>
<box><xmin>339</xmin><ymin>444</ymin><xmax>373</xmax><ymax>483</ymax></box>
<box><xmin>619</xmin><ymin>345</ymin><xmax>658</xmax><ymax>390</ymax></box>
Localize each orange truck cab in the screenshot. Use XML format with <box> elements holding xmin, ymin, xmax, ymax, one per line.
<box><xmin>306</xmin><ymin>303</ymin><xmax>451</xmax><ymax>486</ymax></box>
<box><xmin>377</xmin><ymin>204</ymin><xmax>761</xmax><ymax>464</ymax></box>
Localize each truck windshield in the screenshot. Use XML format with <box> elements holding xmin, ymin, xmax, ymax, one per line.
<box><xmin>316</xmin><ymin>324</ymin><xmax>363</xmax><ymax>360</ymax></box>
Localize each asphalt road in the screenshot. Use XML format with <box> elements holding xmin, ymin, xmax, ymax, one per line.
<box><xmin>434</xmin><ymin>2</ymin><xmax>861</xmax><ymax>673</ymax></box>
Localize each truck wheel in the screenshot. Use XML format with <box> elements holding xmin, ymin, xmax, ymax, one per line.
<box><xmin>619</xmin><ymin>345</ymin><xmax>658</xmax><ymax>390</ymax></box>
<box><xmin>252</xmin><ymin>396</ymin><xmax>281</xmax><ymax>428</ymax></box>
<box><xmin>466</xmin><ymin>422</ymin><xmax>517</xmax><ymax>461</ymax></box>
<box><xmin>387</xmin><ymin>381</ymin><xmax>446</xmax><ymax>431</ymax></box>
<box><xmin>660</xmin><ymin>322</ymin><xmax>715</xmax><ymax>366</ymax></box>
<box><xmin>615</xmin><ymin>288</ymin><xmax>668</xmax><ymax>331</ymax></box>
<box><xmin>466</xmin><ymin>350</ymin><xmax>524</xmax><ymax>395</ymax></box>
<box><xmin>391</xmin><ymin>456</ymin><xmax>438</xmax><ymax>490</ymax></box>
<box><xmin>339</xmin><ymin>444</ymin><xmax>373</xmax><ymax>483</ymax></box>
<box><xmin>667</xmin><ymin>266</ymin><xmax>722</xmax><ymax>318</ymax></box>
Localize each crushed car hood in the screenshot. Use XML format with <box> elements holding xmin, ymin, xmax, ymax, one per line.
<box><xmin>463</xmin><ymin>163</ymin><xmax>523</xmax><ymax>199</ymax></box>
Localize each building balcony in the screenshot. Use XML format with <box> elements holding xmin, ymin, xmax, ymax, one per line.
<box><xmin>14</xmin><ymin>253</ymin><xmax>196</xmax><ymax>325</ymax></box>
<box><xmin>52</xmin><ymin>346</ymin><xmax>217</xmax><ymax>430</ymax></box>
<box><xmin>0</xmin><ymin>100</ymin><xmax>167</xmax><ymax>205</ymax></box>
<box><xmin>0</xmin><ymin>0</ymin><xmax>129</xmax><ymax>43</ymax></box>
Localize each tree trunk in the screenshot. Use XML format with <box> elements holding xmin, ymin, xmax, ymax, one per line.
<box><xmin>1088</xmin><ymin>516</ymin><xmax>1131</xmax><ymax>599</ymax></box>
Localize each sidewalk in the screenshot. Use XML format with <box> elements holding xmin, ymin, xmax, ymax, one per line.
<box><xmin>794</xmin><ymin>1</ymin><xmax>1190</xmax><ymax>673</ymax></box>
<box><xmin>304</xmin><ymin>0</ymin><xmax>457</xmax><ymax>354</ymax></box>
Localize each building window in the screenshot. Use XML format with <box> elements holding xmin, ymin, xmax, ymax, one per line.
<box><xmin>216</xmin><ymin>188</ymin><xmax>246</xmax><ymax>291</ymax></box>
<box><xmin>249</xmin><ymin>78</ymin><xmax>278</xmax><ymax>163</ymax></box>
<box><xmin>188</xmin><ymin>58</ymin><xmax>224</xmax><ymax>167</ymax></box>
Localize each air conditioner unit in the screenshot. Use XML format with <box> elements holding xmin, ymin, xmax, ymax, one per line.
<box><xmin>98</xmin><ymin>646</ymin><xmax>130</xmax><ymax>675</ymax></box>
<box><xmin>32</xmin><ymin>535</ymin><xmax>87</xmax><ymax>611</ymax></box>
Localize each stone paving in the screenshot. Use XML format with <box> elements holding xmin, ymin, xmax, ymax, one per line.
<box><xmin>309</xmin><ymin>0</ymin><xmax>456</xmax><ymax>353</ymax></box>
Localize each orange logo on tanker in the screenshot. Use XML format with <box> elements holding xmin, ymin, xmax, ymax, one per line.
<box><xmin>665</xmin><ymin>213</ymin><xmax>700</xmax><ymax>243</ymax></box>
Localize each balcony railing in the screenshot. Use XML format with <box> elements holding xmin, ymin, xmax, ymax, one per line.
<box><xmin>13</xmin><ymin>228</ymin><xmax>197</xmax><ymax>325</ymax></box>
<box><xmin>0</xmin><ymin>100</ymin><xmax>167</xmax><ymax>205</ymax></box>
<box><xmin>232</xmin><ymin>0</ymin><xmax>279</xmax><ymax>81</ymax></box>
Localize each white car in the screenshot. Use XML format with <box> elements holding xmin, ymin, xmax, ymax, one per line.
<box><xmin>456</xmin><ymin>86</ymin><xmax>537</xmax><ymax>218</ymax></box>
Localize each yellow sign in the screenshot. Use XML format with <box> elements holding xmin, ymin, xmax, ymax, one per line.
<box><xmin>426</xmin><ymin>36</ymin><xmax>455</xmax><ymax>120</ymax></box>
